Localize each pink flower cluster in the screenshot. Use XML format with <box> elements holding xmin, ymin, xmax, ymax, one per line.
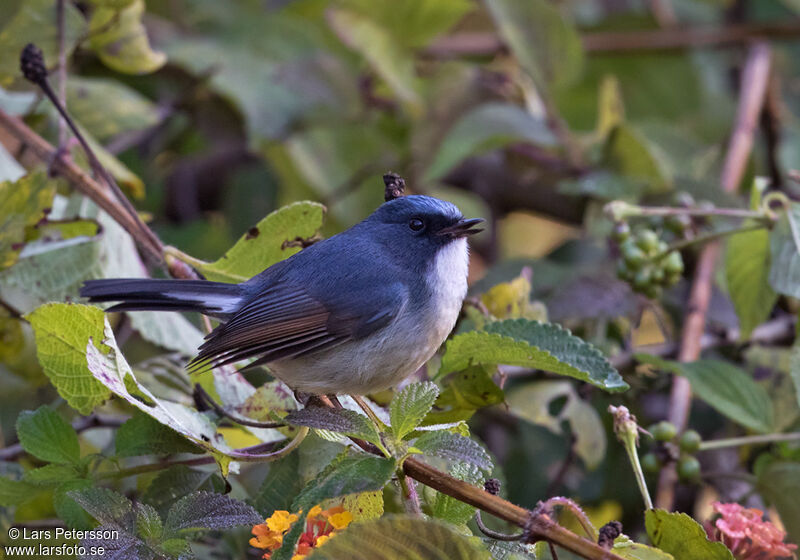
<box><xmin>705</xmin><ymin>502</ymin><xmax>797</xmax><ymax>560</ymax></box>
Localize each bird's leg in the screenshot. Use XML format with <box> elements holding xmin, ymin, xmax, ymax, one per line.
<box><xmin>193</xmin><ymin>384</ymin><xmax>286</xmax><ymax>429</ymax></box>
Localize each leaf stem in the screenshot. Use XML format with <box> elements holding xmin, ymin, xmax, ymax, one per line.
<box><xmin>605</xmin><ymin>200</ymin><xmax>769</xmax><ymax>222</ymax></box>
<box><xmin>397</xmin><ymin>470</ymin><xmax>422</xmax><ymax>515</ymax></box>
<box><xmin>656</xmin><ymin>223</ymin><xmax>767</xmax><ymax>258</ymax></box>
<box><xmin>698</xmin><ymin>432</ymin><xmax>800</xmax><ymax>451</ymax></box>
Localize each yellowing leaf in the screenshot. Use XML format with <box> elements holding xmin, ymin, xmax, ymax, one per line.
<box><xmin>0</xmin><ymin>172</ymin><xmax>55</xmax><ymax>270</ymax></box>
<box><xmin>197</xmin><ymin>201</ymin><xmax>326</xmax><ymax>283</ymax></box>
<box><xmin>89</xmin><ymin>0</ymin><xmax>166</xmax><ymax>75</ymax></box>
<box><xmin>481</xmin><ymin>276</ymin><xmax>532</xmax><ymax>319</ymax></box>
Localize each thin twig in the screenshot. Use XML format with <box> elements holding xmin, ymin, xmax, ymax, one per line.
<box><xmin>425</xmin><ymin>22</ymin><xmax>800</xmax><ymax>58</ymax></box>
<box><xmin>698</xmin><ymin>432</ymin><xmax>800</xmax><ymax>451</ymax></box>
<box><xmin>194</xmin><ymin>384</ymin><xmax>286</xmax><ymax>429</ymax></box>
<box><xmin>656</xmin><ymin>41</ymin><xmax>772</xmax><ymax>511</ymax></box>
<box><xmin>397</xmin><ymin>471</ymin><xmax>423</xmax><ymax>515</ymax></box>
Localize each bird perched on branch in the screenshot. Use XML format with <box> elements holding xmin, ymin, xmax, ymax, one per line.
<box><xmin>81</xmin><ymin>190</ymin><xmax>483</xmax><ymax>395</ymax></box>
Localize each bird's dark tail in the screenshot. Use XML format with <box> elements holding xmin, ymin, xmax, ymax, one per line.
<box><xmin>80</xmin><ymin>278</ymin><xmax>244</xmax><ymax>318</ymax></box>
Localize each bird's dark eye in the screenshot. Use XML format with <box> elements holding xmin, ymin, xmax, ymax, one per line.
<box><xmin>408</xmin><ymin>218</ymin><xmax>425</xmax><ymax>231</ymax></box>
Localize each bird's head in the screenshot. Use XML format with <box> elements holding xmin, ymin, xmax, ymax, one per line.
<box><xmin>363</xmin><ymin>195</ymin><xmax>483</xmax><ymax>266</ymax></box>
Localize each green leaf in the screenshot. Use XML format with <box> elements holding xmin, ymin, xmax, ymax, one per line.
<box><xmin>612</xmin><ymin>535</ymin><xmax>675</xmax><ymax>560</ymax></box>
<box><xmin>284</xmin><ymin>407</ymin><xmax>382</xmax><ymax>448</ymax></box>
<box><xmin>24</xmin><ymin>463</ymin><xmax>81</xmax><ymax>486</ymax></box>
<box><xmin>69</xmin><ymin>487</ymin><xmax>136</xmax><ymax>532</ymax></box>
<box><xmin>328</xmin><ymin>9</ymin><xmax>421</xmax><ymax>108</ymax></box>
<box><xmin>390</xmin><ymin>382</ymin><xmax>439</xmax><ymax>440</ymax></box>
<box><xmin>768</xmin><ymin>203</ymin><xmax>800</xmax><ymax>299</ymax></box>
<box><xmin>67</xmin><ymin>77</ymin><xmax>159</xmax><ymax>142</ymax></box>
<box><xmin>306</xmin><ymin>515</ymin><xmax>491</xmax><ymax>559</ymax></box>
<box><xmin>336</xmin><ymin>0</ymin><xmax>472</xmax><ymax>49</ymax></box>
<box><xmin>507</xmin><ymin>381</ymin><xmax>606</xmax><ymax>469</ymax></box>
<box><xmin>677</xmin><ymin>360</ymin><xmax>774</xmax><ymax>434</ymax></box>
<box><xmin>485</xmin><ymin>0</ymin><xmax>583</xmax><ymax>91</ymax></box>
<box><xmin>136</xmin><ymin>502</ymin><xmax>164</xmax><ymax>542</ymax></box>
<box><xmin>115</xmin><ymin>412</ymin><xmax>203</xmax><ymax>457</ymax></box>
<box><xmin>0</xmin><ymin>0</ymin><xmax>85</xmax><ymax>85</ymax></box>
<box><xmin>88</xmin><ymin>0</ymin><xmax>166</xmax><ymax>74</ymax></box>
<box><xmin>431</xmin><ymin>366</ymin><xmax>505</xmax><ymax>424</ymax></box>
<box><xmin>293</xmin><ymin>453</ymin><xmax>396</xmax><ymax>511</ymax></box>
<box><xmin>53</xmin><ymin>479</ymin><xmax>94</xmax><ymax>530</ymax></box>
<box><xmin>440</xmin><ymin>319</ymin><xmax>628</xmax><ymax>392</ymax></box>
<box><xmin>252</xmin><ymin>452</ymin><xmax>304</xmax><ymax>517</ymax></box>
<box><xmin>26</xmin><ymin>303</ymin><xmax>111</xmax><ymax>415</ymax></box>
<box><xmin>756</xmin><ymin>461</ymin><xmax>800</xmax><ymax>545</ymax></box>
<box><xmin>430</xmin><ymin>461</ymin><xmax>484</xmax><ymax>526</ymax></box>
<box><xmin>425</xmin><ymin>103</ymin><xmax>557</xmax><ymax>181</ymax></box>
<box><xmin>83</xmin><ymin>317</ymin><xmax>235</xmax><ymax>468</ymax></box>
<box><xmin>142</xmin><ymin>465</ymin><xmax>225</xmax><ymax>516</ymax></box>
<box><xmin>645</xmin><ymin>509</ymin><xmax>734</xmax><ymax>560</ymax></box>
<box><xmin>0</xmin><ymin>172</ymin><xmax>55</xmax><ymax>270</ymax></box>
<box><xmin>413</xmin><ymin>431</ymin><xmax>492</xmax><ymax>472</ymax></box>
<box><xmin>16</xmin><ymin>406</ymin><xmax>80</xmax><ymax>464</ymax></box>
<box><xmin>196</xmin><ymin>201</ymin><xmax>325</xmax><ymax>283</ymax></box>
<box><xmin>0</xmin><ymin>475</ymin><xmax>38</xmax><ymax>507</ymax></box>
<box><xmin>164</xmin><ymin>491</ymin><xmax>261</xmax><ymax>534</ymax></box>
<box><xmin>726</xmin><ymin>227</ymin><xmax>776</xmax><ymax>338</ymax></box>
<box><xmin>604</xmin><ymin>124</ymin><xmax>670</xmax><ymax>194</ymax></box>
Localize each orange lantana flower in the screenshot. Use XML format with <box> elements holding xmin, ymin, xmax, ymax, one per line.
<box><xmin>249</xmin><ymin>505</ymin><xmax>353</xmax><ymax>559</ymax></box>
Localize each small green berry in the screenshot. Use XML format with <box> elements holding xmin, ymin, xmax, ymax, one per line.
<box><xmin>641</xmin><ymin>452</ymin><xmax>661</xmax><ymax>473</ymax></box>
<box><xmin>665</xmin><ymin>214</ymin><xmax>691</xmax><ymax>235</ymax></box>
<box><xmin>651</xmin><ymin>267</ymin><xmax>665</xmax><ymax>283</ymax></box>
<box><xmin>621</xmin><ymin>239</ymin><xmax>647</xmax><ymax>269</ymax></box>
<box><xmin>677</xmin><ymin>456</ymin><xmax>701</xmax><ymax>482</ymax></box>
<box><xmin>636</xmin><ymin>230</ymin><xmax>660</xmax><ymax>253</ymax></box>
<box><xmin>633</xmin><ymin>267</ymin><xmax>653</xmax><ymax>290</ymax></box>
<box><xmin>650</xmin><ymin>421</ymin><xmax>677</xmax><ymax>442</ymax></box>
<box><xmin>679</xmin><ymin>430</ymin><xmax>702</xmax><ymax>453</ymax></box>
<box><xmin>664</xmin><ymin>251</ymin><xmax>684</xmax><ymax>275</ymax></box>
<box><xmin>612</xmin><ymin>221</ymin><xmax>631</xmax><ymax>242</ymax></box>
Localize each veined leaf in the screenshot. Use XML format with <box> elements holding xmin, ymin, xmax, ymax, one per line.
<box><xmin>485</xmin><ymin>0</ymin><xmax>583</xmax><ymax>91</ymax></box>
<box><xmin>284</xmin><ymin>407</ymin><xmax>382</xmax><ymax>448</ymax></box>
<box><xmin>16</xmin><ymin>406</ymin><xmax>80</xmax><ymax>465</ymax></box>
<box><xmin>726</xmin><ymin>227</ymin><xmax>776</xmax><ymax>338</ymax></box>
<box><xmin>677</xmin><ymin>360</ymin><xmax>774</xmax><ymax>434</ymax></box>
<box><xmin>413</xmin><ymin>431</ymin><xmax>492</xmax><ymax>472</ymax></box>
<box><xmin>613</xmin><ymin>535</ymin><xmax>674</xmax><ymax>560</ymax></box>
<box><xmin>306</xmin><ymin>515</ymin><xmax>491</xmax><ymax>559</ymax></box>
<box><xmin>69</xmin><ymin>487</ymin><xmax>136</xmax><ymax>532</ymax></box>
<box><xmin>197</xmin><ymin>201</ymin><xmax>325</xmax><ymax>283</ymax></box>
<box><xmin>142</xmin><ymin>466</ymin><xmax>226</xmax><ymax>516</ymax></box>
<box><xmin>88</xmin><ymin>0</ymin><xmax>166</xmax><ymax>74</ymax></box>
<box><xmin>26</xmin><ymin>303</ymin><xmax>111</xmax><ymax>415</ymax></box>
<box><xmin>84</xmin><ymin>317</ymin><xmax>235</xmax><ymax>469</ymax></box>
<box><xmin>292</xmin><ymin>453</ymin><xmax>396</xmax><ymax>511</ymax></box>
<box><xmin>0</xmin><ymin>476</ymin><xmax>39</xmax><ymax>507</ymax></box>
<box><xmin>645</xmin><ymin>509</ymin><xmax>734</xmax><ymax>560</ymax></box>
<box><xmin>252</xmin><ymin>452</ymin><xmax>304</xmax><ymax>517</ymax></box>
<box><xmin>425</xmin><ymin>103</ymin><xmax>556</xmax><ymax>181</ymax></box>
<box><xmin>440</xmin><ymin>319</ymin><xmax>628</xmax><ymax>392</ymax></box>
<box><xmin>0</xmin><ymin>172</ymin><xmax>55</xmax><ymax>270</ymax></box>
<box><xmin>164</xmin><ymin>491</ymin><xmax>261</xmax><ymax>534</ymax></box>
<box><xmin>390</xmin><ymin>382</ymin><xmax>439</xmax><ymax>440</ymax></box>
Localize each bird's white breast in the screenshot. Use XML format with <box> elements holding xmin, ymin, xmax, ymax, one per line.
<box><xmin>426</xmin><ymin>237</ymin><xmax>470</xmax><ymax>340</ymax></box>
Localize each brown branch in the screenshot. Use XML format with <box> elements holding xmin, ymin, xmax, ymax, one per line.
<box><xmin>0</xmin><ymin>108</ymin><xmax>165</xmax><ymax>267</ymax></box>
<box><xmin>425</xmin><ymin>22</ymin><xmax>800</xmax><ymax>58</ymax></box>
<box><xmin>655</xmin><ymin>41</ymin><xmax>772</xmax><ymax>510</ymax></box>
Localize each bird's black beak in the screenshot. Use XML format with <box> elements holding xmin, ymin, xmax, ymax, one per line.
<box><xmin>437</xmin><ymin>218</ymin><xmax>484</xmax><ymax>238</ymax></box>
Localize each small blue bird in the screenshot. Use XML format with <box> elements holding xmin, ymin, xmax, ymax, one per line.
<box><xmin>81</xmin><ymin>195</ymin><xmax>483</xmax><ymax>395</ymax></box>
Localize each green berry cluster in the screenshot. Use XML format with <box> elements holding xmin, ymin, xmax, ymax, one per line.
<box><xmin>613</xmin><ymin>223</ymin><xmax>684</xmax><ymax>299</ymax></box>
<box><xmin>640</xmin><ymin>422</ymin><xmax>702</xmax><ymax>483</ymax></box>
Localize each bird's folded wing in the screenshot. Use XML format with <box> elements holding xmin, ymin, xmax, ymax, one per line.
<box><xmin>188</xmin><ymin>280</ymin><xmax>407</xmax><ymax>371</ymax></box>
